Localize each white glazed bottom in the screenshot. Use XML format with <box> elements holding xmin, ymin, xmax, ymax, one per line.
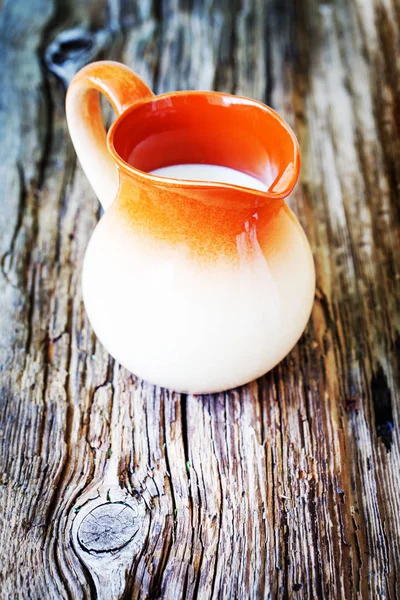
<box><xmin>82</xmin><ymin>205</ymin><xmax>315</xmax><ymax>394</ymax></box>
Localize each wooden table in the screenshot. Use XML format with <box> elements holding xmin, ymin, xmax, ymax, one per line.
<box><xmin>1</xmin><ymin>0</ymin><xmax>399</xmax><ymax>598</ymax></box>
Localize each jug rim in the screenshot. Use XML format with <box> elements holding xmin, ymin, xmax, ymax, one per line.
<box><xmin>107</xmin><ymin>90</ymin><xmax>300</xmax><ymax>200</ymax></box>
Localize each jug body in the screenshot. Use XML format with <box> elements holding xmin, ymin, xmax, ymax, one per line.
<box><xmin>82</xmin><ymin>195</ymin><xmax>314</xmax><ymax>393</ymax></box>
<box><xmin>66</xmin><ymin>61</ymin><xmax>315</xmax><ymax>394</ymax></box>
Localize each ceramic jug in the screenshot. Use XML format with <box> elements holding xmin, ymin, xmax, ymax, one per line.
<box><xmin>66</xmin><ymin>61</ymin><xmax>315</xmax><ymax>394</ymax></box>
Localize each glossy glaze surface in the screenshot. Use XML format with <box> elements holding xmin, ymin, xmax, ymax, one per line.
<box><xmin>66</xmin><ymin>60</ymin><xmax>315</xmax><ymax>393</ymax></box>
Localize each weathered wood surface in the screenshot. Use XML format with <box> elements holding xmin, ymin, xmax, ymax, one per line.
<box><xmin>0</xmin><ymin>0</ymin><xmax>400</xmax><ymax>598</ymax></box>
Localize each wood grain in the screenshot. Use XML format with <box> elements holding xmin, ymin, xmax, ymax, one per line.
<box><xmin>0</xmin><ymin>0</ymin><xmax>399</xmax><ymax>598</ymax></box>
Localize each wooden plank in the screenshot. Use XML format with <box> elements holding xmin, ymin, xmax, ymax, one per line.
<box><xmin>0</xmin><ymin>0</ymin><xmax>399</xmax><ymax>598</ymax></box>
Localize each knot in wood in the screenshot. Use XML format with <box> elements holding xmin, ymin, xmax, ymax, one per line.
<box><xmin>77</xmin><ymin>502</ymin><xmax>139</xmax><ymax>554</ymax></box>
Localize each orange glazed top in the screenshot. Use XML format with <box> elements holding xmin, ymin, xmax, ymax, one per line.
<box><xmin>107</xmin><ymin>91</ymin><xmax>300</xmax><ymax>260</ymax></box>
<box><xmin>67</xmin><ymin>61</ymin><xmax>300</xmax><ymax>260</ymax></box>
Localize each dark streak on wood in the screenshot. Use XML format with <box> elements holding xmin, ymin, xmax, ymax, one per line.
<box><xmin>371</xmin><ymin>366</ymin><xmax>394</xmax><ymax>452</ymax></box>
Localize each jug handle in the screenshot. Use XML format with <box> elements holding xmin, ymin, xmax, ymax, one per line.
<box><xmin>66</xmin><ymin>61</ymin><xmax>154</xmax><ymax>211</ymax></box>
